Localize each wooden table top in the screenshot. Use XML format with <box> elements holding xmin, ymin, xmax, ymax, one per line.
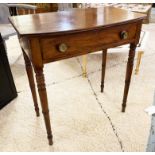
<box><xmin>9</xmin><ymin>7</ymin><xmax>146</xmax><ymax>36</ymax></box>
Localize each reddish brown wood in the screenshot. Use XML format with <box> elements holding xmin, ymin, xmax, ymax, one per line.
<box><xmin>122</xmin><ymin>43</ymin><xmax>136</xmax><ymax>112</ymax></box>
<box><xmin>9</xmin><ymin>7</ymin><xmax>146</xmax><ymax>145</ymax></box>
<box><xmin>28</xmin><ymin>37</ymin><xmax>53</xmax><ymax>145</ymax></box>
<box><xmin>9</xmin><ymin>7</ymin><xmax>146</xmax><ymax>36</ymax></box>
<box><xmin>22</xmin><ymin>50</ymin><xmax>40</xmax><ymax>116</ymax></box>
<box><xmin>40</xmin><ymin>22</ymin><xmax>137</xmax><ymax>63</ymax></box>
<box><xmin>34</xmin><ymin>68</ymin><xmax>53</xmax><ymax>145</ymax></box>
<box><xmin>101</xmin><ymin>49</ymin><xmax>107</xmax><ymax>93</ymax></box>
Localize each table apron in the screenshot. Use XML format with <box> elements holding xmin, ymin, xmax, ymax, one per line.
<box><xmin>39</xmin><ymin>22</ymin><xmax>138</xmax><ymax>63</ymax></box>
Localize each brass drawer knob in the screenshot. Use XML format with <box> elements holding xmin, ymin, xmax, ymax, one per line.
<box><xmin>58</xmin><ymin>43</ymin><xmax>68</xmax><ymax>53</ymax></box>
<box><xmin>120</xmin><ymin>31</ymin><xmax>128</xmax><ymax>40</ymax></box>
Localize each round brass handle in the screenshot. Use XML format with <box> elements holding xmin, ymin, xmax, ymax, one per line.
<box><xmin>120</xmin><ymin>31</ymin><xmax>128</xmax><ymax>40</ymax></box>
<box><xmin>58</xmin><ymin>43</ymin><xmax>68</xmax><ymax>53</ymax></box>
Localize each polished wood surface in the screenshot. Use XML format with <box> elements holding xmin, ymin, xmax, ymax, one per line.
<box><xmin>41</xmin><ymin>22</ymin><xmax>137</xmax><ymax>63</ymax></box>
<box><xmin>9</xmin><ymin>7</ymin><xmax>145</xmax><ymax>36</ymax></box>
<box><xmin>9</xmin><ymin>7</ymin><xmax>146</xmax><ymax>145</ymax></box>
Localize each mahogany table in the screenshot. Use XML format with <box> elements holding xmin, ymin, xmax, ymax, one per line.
<box><xmin>9</xmin><ymin>7</ymin><xmax>146</xmax><ymax>145</ymax></box>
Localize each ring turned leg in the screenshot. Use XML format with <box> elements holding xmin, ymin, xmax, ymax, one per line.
<box><xmin>122</xmin><ymin>43</ymin><xmax>136</xmax><ymax>112</ymax></box>
<box><xmin>34</xmin><ymin>68</ymin><xmax>53</xmax><ymax>145</ymax></box>
<box><xmin>101</xmin><ymin>49</ymin><xmax>107</xmax><ymax>92</ymax></box>
<box><xmin>22</xmin><ymin>50</ymin><xmax>40</xmax><ymax>116</ymax></box>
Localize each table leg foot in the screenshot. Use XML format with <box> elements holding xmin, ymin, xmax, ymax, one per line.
<box><xmin>122</xmin><ymin>43</ymin><xmax>136</xmax><ymax>112</ymax></box>
<box><xmin>121</xmin><ymin>105</ymin><xmax>126</xmax><ymax>112</ymax></box>
<box><xmin>101</xmin><ymin>85</ymin><xmax>104</xmax><ymax>93</ymax></box>
<box><xmin>48</xmin><ymin>136</ymin><xmax>53</xmax><ymax>145</ymax></box>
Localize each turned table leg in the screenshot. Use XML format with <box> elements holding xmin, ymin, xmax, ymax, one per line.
<box><xmin>122</xmin><ymin>43</ymin><xmax>136</xmax><ymax>112</ymax></box>
<box><xmin>101</xmin><ymin>49</ymin><xmax>107</xmax><ymax>93</ymax></box>
<box><xmin>22</xmin><ymin>50</ymin><xmax>40</xmax><ymax>116</ymax></box>
<box><xmin>34</xmin><ymin>68</ymin><xmax>53</xmax><ymax>145</ymax></box>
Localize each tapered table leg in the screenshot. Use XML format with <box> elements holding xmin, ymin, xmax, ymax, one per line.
<box><xmin>22</xmin><ymin>50</ymin><xmax>40</xmax><ymax>116</ymax></box>
<box><xmin>101</xmin><ymin>49</ymin><xmax>107</xmax><ymax>93</ymax></box>
<box><xmin>34</xmin><ymin>68</ymin><xmax>53</xmax><ymax>145</ymax></box>
<box><xmin>122</xmin><ymin>43</ymin><xmax>136</xmax><ymax>112</ymax></box>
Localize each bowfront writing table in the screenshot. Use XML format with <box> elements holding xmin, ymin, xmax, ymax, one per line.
<box><xmin>9</xmin><ymin>7</ymin><xmax>146</xmax><ymax>145</ymax></box>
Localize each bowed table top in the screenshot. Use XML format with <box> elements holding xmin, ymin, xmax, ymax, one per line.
<box><xmin>9</xmin><ymin>7</ymin><xmax>146</xmax><ymax>36</ymax></box>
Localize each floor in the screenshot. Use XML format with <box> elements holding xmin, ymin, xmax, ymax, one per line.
<box><xmin>0</xmin><ymin>22</ymin><xmax>155</xmax><ymax>151</ymax></box>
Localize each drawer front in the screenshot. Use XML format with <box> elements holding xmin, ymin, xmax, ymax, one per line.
<box><xmin>40</xmin><ymin>23</ymin><xmax>138</xmax><ymax>62</ymax></box>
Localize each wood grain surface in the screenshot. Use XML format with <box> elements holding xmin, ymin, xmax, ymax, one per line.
<box><xmin>9</xmin><ymin>7</ymin><xmax>146</xmax><ymax>36</ymax></box>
